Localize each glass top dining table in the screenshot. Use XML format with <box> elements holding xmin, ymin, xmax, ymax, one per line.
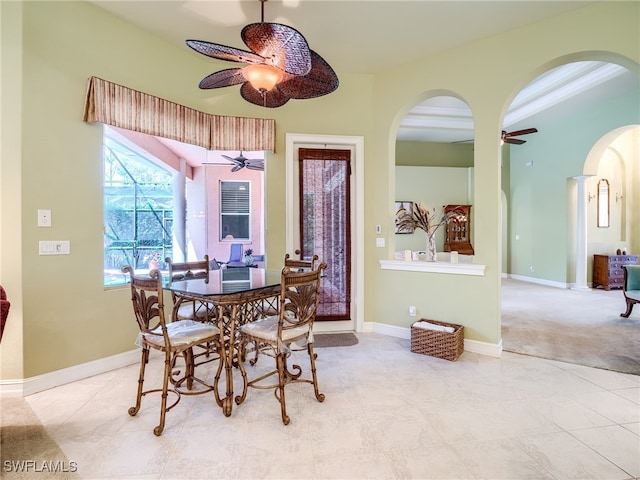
<box><xmin>163</xmin><ymin>266</ymin><xmax>283</xmax><ymax>417</ymax></box>
<box><xmin>163</xmin><ymin>266</ymin><xmax>282</xmax><ymax>298</ymax></box>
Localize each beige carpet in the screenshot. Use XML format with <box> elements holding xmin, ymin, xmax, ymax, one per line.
<box><xmin>501</xmin><ymin>278</ymin><xmax>640</xmax><ymax>375</ymax></box>
<box><xmin>314</xmin><ymin>332</ymin><xmax>359</xmax><ymax>348</ymax></box>
<box><xmin>0</xmin><ymin>397</ymin><xmax>79</xmax><ymax>479</ymax></box>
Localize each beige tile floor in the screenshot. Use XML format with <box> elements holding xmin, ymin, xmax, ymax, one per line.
<box><xmin>23</xmin><ymin>333</ymin><xmax>640</xmax><ymax>479</ymax></box>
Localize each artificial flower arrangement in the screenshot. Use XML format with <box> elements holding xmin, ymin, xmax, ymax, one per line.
<box><xmin>395</xmin><ymin>203</ymin><xmax>463</xmax><ymax>260</ymax></box>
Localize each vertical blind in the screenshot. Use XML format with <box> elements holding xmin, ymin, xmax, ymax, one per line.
<box><xmin>83</xmin><ymin>76</ymin><xmax>275</xmax><ymax>152</ymax></box>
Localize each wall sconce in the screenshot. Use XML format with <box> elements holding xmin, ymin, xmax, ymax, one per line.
<box><xmin>616</xmin><ymin>192</ymin><xmax>623</xmax><ymax>203</ymax></box>
<box><xmin>588</xmin><ymin>192</ymin><xmax>595</xmax><ymax>202</ymax></box>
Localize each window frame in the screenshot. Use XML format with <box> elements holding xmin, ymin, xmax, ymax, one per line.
<box><xmin>219</xmin><ymin>180</ymin><xmax>251</xmax><ymax>242</ymax></box>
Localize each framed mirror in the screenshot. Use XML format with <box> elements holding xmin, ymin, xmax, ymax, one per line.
<box><xmin>597</xmin><ymin>178</ymin><xmax>610</xmax><ymax>228</ymax></box>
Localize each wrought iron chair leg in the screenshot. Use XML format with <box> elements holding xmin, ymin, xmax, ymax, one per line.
<box><xmin>154</xmin><ymin>353</ymin><xmax>173</xmax><ymax>436</ymax></box>
<box><xmin>308</xmin><ymin>343</ymin><xmax>325</xmax><ymax>402</ymax></box>
<box><xmin>235</xmin><ymin>338</ymin><xmax>249</xmax><ymax>406</ymax></box>
<box><xmin>184</xmin><ymin>348</ymin><xmax>195</xmax><ymax>390</ymax></box>
<box><xmin>128</xmin><ymin>348</ymin><xmax>149</xmax><ymax>417</ymax></box>
<box><xmin>213</xmin><ymin>343</ymin><xmax>225</xmax><ymax>407</ymax></box>
<box><xmin>276</xmin><ymin>353</ymin><xmax>290</xmax><ymax>425</ymax></box>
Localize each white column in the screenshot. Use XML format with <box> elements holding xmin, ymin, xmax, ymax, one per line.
<box><xmin>172</xmin><ymin>158</ymin><xmax>187</xmax><ymax>262</ymax></box>
<box><xmin>572</xmin><ymin>175</ymin><xmax>591</xmax><ymax>290</ymax></box>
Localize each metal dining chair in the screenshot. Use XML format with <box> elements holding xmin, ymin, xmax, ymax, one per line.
<box><xmin>165</xmin><ymin>256</ymin><xmax>210</xmax><ymax>321</ymax></box>
<box><xmin>284</xmin><ymin>253</ymin><xmax>318</xmax><ymax>272</ymax></box>
<box><xmin>235</xmin><ymin>261</ymin><xmax>328</xmax><ymax>425</ymax></box>
<box><xmin>122</xmin><ymin>265</ymin><xmax>223</xmax><ymax>435</ymax></box>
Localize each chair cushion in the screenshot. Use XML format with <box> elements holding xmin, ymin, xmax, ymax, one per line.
<box><xmin>239</xmin><ymin>315</ymin><xmax>311</xmax><ymax>344</ymax></box>
<box><xmin>625</xmin><ymin>265</ymin><xmax>640</xmax><ymax>291</ymax></box>
<box><xmin>144</xmin><ymin>320</ymin><xmax>220</xmax><ymax>348</ymax></box>
<box><xmin>626</xmin><ymin>290</ymin><xmax>640</xmax><ymax>301</ymax></box>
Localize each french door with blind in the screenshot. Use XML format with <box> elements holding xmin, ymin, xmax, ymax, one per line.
<box><xmin>286</xmin><ymin>133</ymin><xmax>364</xmax><ymax>333</ymax></box>
<box><xmin>297</xmin><ymin>147</ymin><xmax>352</xmax><ymax>322</ymax></box>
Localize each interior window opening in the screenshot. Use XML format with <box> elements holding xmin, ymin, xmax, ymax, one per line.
<box><xmin>103</xmin><ymin>131</ymin><xmax>174</xmax><ymax>286</ymax></box>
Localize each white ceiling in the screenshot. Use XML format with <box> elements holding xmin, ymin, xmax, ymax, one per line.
<box><xmin>90</xmin><ymin>0</ymin><xmax>638</xmax><ymax>148</ymax></box>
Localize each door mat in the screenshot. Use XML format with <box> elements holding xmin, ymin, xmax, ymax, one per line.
<box><xmin>313</xmin><ymin>332</ymin><xmax>359</xmax><ymax>348</ymax></box>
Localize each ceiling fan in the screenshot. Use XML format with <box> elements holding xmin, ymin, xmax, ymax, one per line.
<box><xmin>185</xmin><ymin>0</ymin><xmax>338</xmax><ymax>108</ymax></box>
<box><xmin>222</xmin><ymin>152</ymin><xmax>264</xmax><ymax>172</ymax></box>
<box><xmin>453</xmin><ymin>127</ymin><xmax>538</xmax><ymax>145</ymax></box>
<box><xmin>501</xmin><ymin>128</ymin><xmax>538</xmax><ymax>145</ymax></box>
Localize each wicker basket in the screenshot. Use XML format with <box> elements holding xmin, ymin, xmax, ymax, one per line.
<box><xmin>411</xmin><ymin>319</ymin><xmax>464</xmax><ymax>361</ymax></box>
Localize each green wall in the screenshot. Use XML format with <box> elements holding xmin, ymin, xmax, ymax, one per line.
<box><xmin>396</xmin><ymin>141</ymin><xmax>474</xmax><ymax>167</ymax></box>
<box><xmin>1</xmin><ymin>0</ymin><xmax>638</xmax><ymax>382</ymax></box>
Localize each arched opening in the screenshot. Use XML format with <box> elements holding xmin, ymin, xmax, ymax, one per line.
<box><xmin>500</xmin><ymin>56</ymin><xmax>639</xmax><ymax>373</ymax></box>
<box><xmin>394</xmin><ymin>94</ymin><xmax>475</xmax><ymax>258</ymax></box>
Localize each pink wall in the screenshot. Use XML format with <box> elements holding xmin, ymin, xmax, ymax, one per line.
<box><xmin>200</xmin><ymin>164</ymin><xmax>264</xmax><ymax>263</ymax></box>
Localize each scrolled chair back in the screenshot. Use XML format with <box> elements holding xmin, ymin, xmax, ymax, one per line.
<box><xmin>122</xmin><ymin>265</ymin><xmax>167</xmax><ymax>343</ymax></box>
<box><xmin>279</xmin><ymin>262</ymin><xmax>327</xmax><ymax>334</ymax></box>
<box><xmin>283</xmin><ymin>253</ymin><xmax>319</xmax><ymax>272</ymax></box>
<box><xmin>165</xmin><ymin>255</ymin><xmax>209</xmax><ymax>281</ymax></box>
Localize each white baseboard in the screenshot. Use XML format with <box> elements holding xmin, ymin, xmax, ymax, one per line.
<box><xmin>1</xmin><ymin>325</ymin><xmax>502</xmax><ymax>398</ymax></box>
<box><xmin>0</xmin><ymin>349</ymin><xmax>141</xmax><ymax>397</ymax></box>
<box><xmin>508</xmin><ymin>274</ymin><xmax>568</xmax><ymax>289</ymax></box>
<box><xmin>364</xmin><ymin>322</ymin><xmax>502</xmax><ymax>358</ymax></box>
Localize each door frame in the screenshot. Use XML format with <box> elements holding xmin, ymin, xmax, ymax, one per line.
<box><xmin>285</xmin><ymin>133</ymin><xmax>364</xmax><ymax>333</ymax></box>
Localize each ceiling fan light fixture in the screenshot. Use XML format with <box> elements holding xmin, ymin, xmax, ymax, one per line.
<box><xmin>186</xmin><ymin>0</ymin><xmax>338</xmax><ymax>107</ymax></box>
<box><xmin>242</xmin><ymin>63</ymin><xmax>283</xmax><ymax>92</ymax></box>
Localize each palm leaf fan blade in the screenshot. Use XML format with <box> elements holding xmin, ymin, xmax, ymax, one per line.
<box><xmin>241</xmin><ymin>23</ymin><xmax>311</xmax><ymax>76</ymax></box>
<box><xmin>199</xmin><ymin>68</ymin><xmax>247</xmax><ymax>89</ymax></box>
<box><xmin>278</xmin><ymin>51</ymin><xmax>339</xmax><ymax>99</ymax></box>
<box><xmin>185</xmin><ymin>40</ymin><xmax>264</xmax><ymax>64</ymax></box>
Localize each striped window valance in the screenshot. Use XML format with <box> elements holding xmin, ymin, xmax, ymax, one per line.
<box><xmin>83</xmin><ymin>76</ymin><xmax>275</xmax><ymax>152</ymax></box>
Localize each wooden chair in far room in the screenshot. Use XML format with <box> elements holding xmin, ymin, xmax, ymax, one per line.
<box><xmin>165</xmin><ymin>256</ymin><xmax>210</xmax><ymax>321</ymax></box>
<box><xmin>235</xmin><ymin>261</ymin><xmax>328</xmax><ymax>425</ymax></box>
<box><xmin>621</xmin><ymin>264</ymin><xmax>640</xmax><ymax>318</ymax></box>
<box><xmin>284</xmin><ymin>253</ymin><xmax>318</xmax><ymax>272</ymax></box>
<box><xmin>121</xmin><ymin>266</ymin><xmax>223</xmax><ymax>436</ymax></box>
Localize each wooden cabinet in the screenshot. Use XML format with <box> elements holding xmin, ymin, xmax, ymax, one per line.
<box><xmin>443</xmin><ymin>205</ymin><xmax>474</xmax><ymax>255</ymax></box>
<box><xmin>592</xmin><ymin>254</ymin><xmax>638</xmax><ymax>290</ymax></box>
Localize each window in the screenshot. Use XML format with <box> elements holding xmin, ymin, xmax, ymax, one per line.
<box><xmin>103</xmin><ymin>130</ymin><xmax>173</xmax><ymax>286</ymax></box>
<box><xmin>220</xmin><ymin>181</ymin><xmax>250</xmax><ymax>240</ymax></box>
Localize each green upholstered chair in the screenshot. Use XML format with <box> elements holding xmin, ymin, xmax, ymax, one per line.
<box><xmin>621</xmin><ymin>264</ymin><xmax>640</xmax><ymax>318</ymax></box>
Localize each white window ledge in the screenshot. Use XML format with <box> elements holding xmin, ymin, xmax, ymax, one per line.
<box><xmin>379</xmin><ymin>259</ymin><xmax>486</xmax><ymax>276</ymax></box>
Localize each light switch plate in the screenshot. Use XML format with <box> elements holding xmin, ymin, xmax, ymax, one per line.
<box><xmin>376</xmin><ymin>237</ymin><xmax>385</xmax><ymax>247</ymax></box>
<box><xmin>39</xmin><ymin>241</ymin><xmax>70</xmax><ymax>255</ymax></box>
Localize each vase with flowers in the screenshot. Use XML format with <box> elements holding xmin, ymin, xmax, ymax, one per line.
<box><xmin>243</xmin><ymin>248</ymin><xmax>254</xmax><ymax>266</ymax></box>
<box><xmin>395</xmin><ymin>203</ymin><xmax>460</xmax><ymax>262</ymax></box>
<box><xmin>144</xmin><ymin>252</ymin><xmax>162</xmax><ymax>270</ymax></box>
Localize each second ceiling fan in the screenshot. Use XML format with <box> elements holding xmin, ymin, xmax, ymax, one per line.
<box><xmin>501</xmin><ymin>128</ymin><xmax>538</xmax><ymax>145</ymax></box>
<box><xmin>454</xmin><ymin>127</ymin><xmax>538</xmax><ymax>145</ymax></box>
<box><xmin>223</xmin><ymin>152</ymin><xmax>264</xmax><ymax>172</ymax></box>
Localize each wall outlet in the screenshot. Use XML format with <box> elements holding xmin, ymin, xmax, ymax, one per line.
<box><xmin>376</xmin><ymin>237</ymin><xmax>385</xmax><ymax>247</ymax></box>
<box><xmin>409</xmin><ymin>306</ymin><xmax>416</xmax><ymax>317</ymax></box>
<box><xmin>38</xmin><ymin>209</ymin><xmax>52</xmax><ymax>227</ymax></box>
